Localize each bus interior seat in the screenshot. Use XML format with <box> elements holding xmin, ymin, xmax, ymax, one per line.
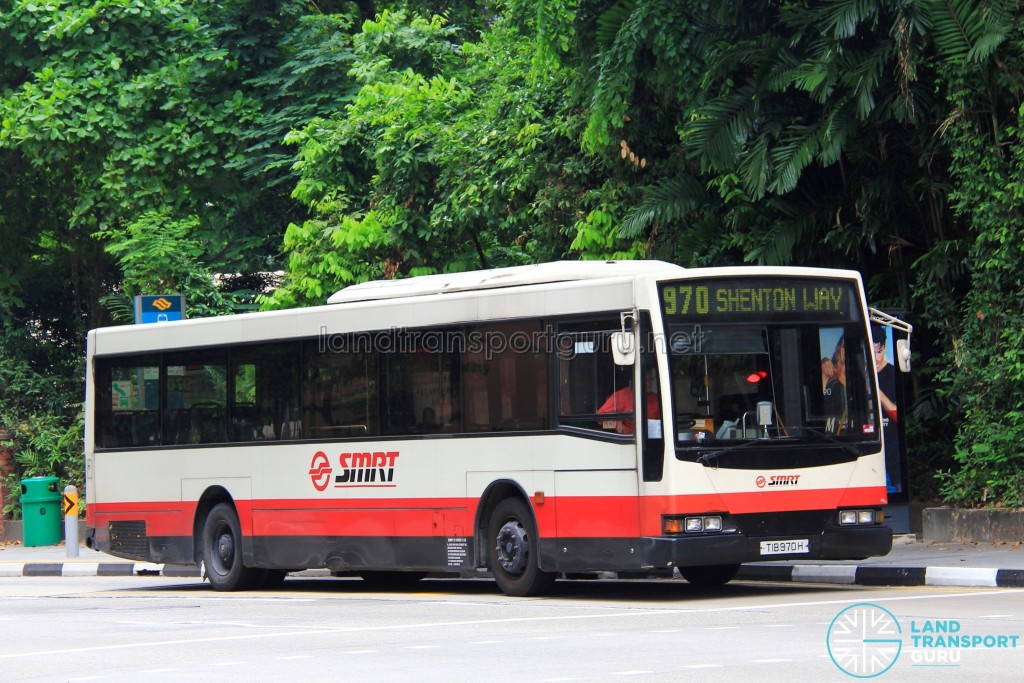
<box><xmin>165</xmin><ymin>409</ymin><xmax>192</xmax><ymax>444</ymax></box>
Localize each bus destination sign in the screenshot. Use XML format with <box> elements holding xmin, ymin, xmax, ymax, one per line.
<box><xmin>661</xmin><ymin>279</ymin><xmax>857</xmax><ymax>322</ymax></box>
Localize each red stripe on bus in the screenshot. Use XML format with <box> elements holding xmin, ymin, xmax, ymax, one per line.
<box><xmin>88</xmin><ymin>486</ymin><xmax>885</xmax><ymax>540</ymax></box>
<box><xmin>92</xmin><ymin>502</ymin><xmax>199</xmax><ymax>537</ymax></box>
<box><xmin>636</xmin><ymin>487</ymin><xmax>887</xmax><ymax>535</ymax></box>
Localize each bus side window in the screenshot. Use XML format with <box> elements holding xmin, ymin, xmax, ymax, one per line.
<box><xmin>164</xmin><ymin>353</ymin><xmax>227</xmax><ymax>445</ymax></box>
<box><xmin>556</xmin><ymin>319</ymin><xmax>628</xmax><ymax>432</ymax></box>
<box><xmin>462</xmin><ymin>322</ymin><xmax>549</xmax><ymax>432</ymax></box>
<box><xmin>96</xmin><ymin>357</ymin><xmax>160</xmax><ymax>448</ymax></box>
<box><xmin>229</xmin><ymin>344</ymin><xmax>300</xmax><ymax>441</ymax></box>
<box><xmin>302</xmin><ymin>339</ymin><xmax>378</xmax><ymax>439</ymax></box>
<box><xmin>382</xmin><ymin>331</ymin><xmax>460</xmax><ymax>437</ymax></box>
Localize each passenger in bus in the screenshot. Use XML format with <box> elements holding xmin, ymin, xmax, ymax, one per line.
<box><xmin>597</xmin><ymin>369</ymin><xmax>660</xmax><ymax>435</ymax></box>
<box><xmin>420</xmin><ymin>406</ymin><xmax>439</xmax><ymax>432</ymax></box>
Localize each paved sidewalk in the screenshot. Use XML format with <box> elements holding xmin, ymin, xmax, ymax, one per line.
<box><xmin>0</xmin><ymin>541</ymin><xmax>200</xmax><ymax>578</ymax></box>
<box><xmin>738</xmin><ymin>534</ymin><xmax>1024</xmax><ymax>587</ymax></box>
<box><xmin>2</xmin><ymin>534</ymin><xmax>1022</xmax><ymax>587</ymax></box>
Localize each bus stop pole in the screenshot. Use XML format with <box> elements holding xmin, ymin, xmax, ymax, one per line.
<box><xmin>64</xmin><ymin>485</ymin><xmax>79</xmax><ymax>558</ymax></box>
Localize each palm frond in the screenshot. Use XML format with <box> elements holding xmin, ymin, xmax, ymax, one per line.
<box><xmin>595</xmin><ymin>0</ymin><xmax>639</xmax><ymax>50</ymax></box>
<box><xmin>619</xmin><ymin>176</ymin><xmax>708</xmax><ymax>238</ymax></box>
<box><xmin>821</xmin><ymin>0</ymin><xmax>881</xmax><ymax>40</ymax></box>
<box><xmin>768</xmin><ymin>125</ymin><xmax>821</xmax><ymax>195</ymax></box>
<box><xmin>818</xmin><ymin>99</ymin><xmax>855</xmax><ymax>166</ymax></box>
<box><xmin>738</xmin><ymin>129</ymin><xmax>774</xmax><ymax>200</ymax></box>
<box><xmin>924</xmin><ymin>0</ymin><xmax>1013</xmax><ymax>64</ymax></box>
<box><xmin>683</xmin><ymin>85</ymin><xmax>759</xmax><ymax>169</ymax></box>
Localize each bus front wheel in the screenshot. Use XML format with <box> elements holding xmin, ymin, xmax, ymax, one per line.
<box><xmin>487</xmin><ymin>498</ymin><xmax>556</xmax><ymax>597</ymax></box>
<box><xmin>201</xmin><ymin>503</ymin><xmax>254</xmax><ymax>591</ymax></box>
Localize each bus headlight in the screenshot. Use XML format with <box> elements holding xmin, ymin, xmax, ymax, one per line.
<box><xmin>685</xmin><ymin>517</ymin><xmax>705</xmax><ymax>532</ymax></box>
<box><xmin>664</xmin><ymin>515</ymin><xmax>724</xmax><ymax>535</ymax></box>
<box><xmin>839</xmin><ymin>509</ymin><xmax>882</xmax><ymax>525</ymax></box>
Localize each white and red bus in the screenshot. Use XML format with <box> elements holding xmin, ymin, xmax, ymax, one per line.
<box><xmin>84</xmin><ymin>260</ymin><xmax>909</xmax><ymax>595</ymax></box>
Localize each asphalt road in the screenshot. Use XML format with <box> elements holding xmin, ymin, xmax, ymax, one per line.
<box><xmin>1</xmin><ymin>575</ymin><xmax>1021</xmax><ymax>682</ymax></box>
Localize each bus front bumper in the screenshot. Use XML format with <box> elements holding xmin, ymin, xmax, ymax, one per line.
<box><xmin>641</xmin><ymin>525</ymin><xmax>893</xmax><ymax>568</ymax></box>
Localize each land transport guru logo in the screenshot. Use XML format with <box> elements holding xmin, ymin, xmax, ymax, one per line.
<box><xmin>309</xmin><ymin>450</ymin><xmax>400</xmax><ymax>490</ymax></box>
<box><xmin>827</xmin><ymin>603</ymin><xmax>902</xmax><ymax>677</ymax></box>
<box><xmin>827</xmin><ymin>602</ymin><xmax>1020</xmax><ymax>678</ymax></box>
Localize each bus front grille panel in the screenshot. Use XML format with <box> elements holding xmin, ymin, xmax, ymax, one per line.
<box><xmin>731</xmin><ymin>510</ymin><xmax>832</xmax><ymax>537</ymax></box>
<box><xmin>109</xmin><ymin>521</ymin><xmax>147</xmax><ymax>556</ymax></box>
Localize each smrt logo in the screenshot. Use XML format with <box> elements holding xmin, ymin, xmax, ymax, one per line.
<box><xmin>756</xmin><ymin>474</ymin><xmax>800</xmax><ymax>488</ymax></box>
<box><xmin>308</xmin><ymin>451</ymin><xmax>332</xmax><ymax>491</ymax></box>
<box><xmin>309</xmin><ymin>450</ymin><xmax>401</xmax><ymax>490</ymax></box>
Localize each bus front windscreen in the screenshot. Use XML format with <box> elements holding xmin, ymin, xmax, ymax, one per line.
<box><xmin>659</xmin><ymin>277</ymin><xmax>879</xmax><ymax>463</ymax></box>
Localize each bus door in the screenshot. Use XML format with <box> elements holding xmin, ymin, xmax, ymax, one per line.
<box><xmin>553</xmin><ymin>317</ymin><xmax>642</xmax><ymax>563</ymax></box>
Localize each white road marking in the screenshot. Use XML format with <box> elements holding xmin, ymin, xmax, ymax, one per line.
<box><xmin>1</xmin><ymin>588</ymin><xmax>1019</xmax><ymax>660</ymax></box>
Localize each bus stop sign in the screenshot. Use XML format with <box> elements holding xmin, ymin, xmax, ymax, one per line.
<box><xmin>134</xmin><ymin>295</ymin><xmax>185</xmax><ymax>324</ymax></box>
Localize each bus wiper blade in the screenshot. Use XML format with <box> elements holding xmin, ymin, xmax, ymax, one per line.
<box><xmin>803</xmin><ymin>428</ymin><xmax>861</xmax><ymax>456</ymax></box>
<box><xmin>694</xmin><ymin>438</ymin><xmax>765</xmax><ymax>465</ymax></box>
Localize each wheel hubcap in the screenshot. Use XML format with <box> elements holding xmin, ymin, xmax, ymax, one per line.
<box><xmin>495</xmin><ymin>519</ymin><xmax>529</xmax><ymax>574</ymax></box>
<box><xmin>216</xmin><ymin>531</ymin><xmax>234</xmax><ymax>568</ymax></box>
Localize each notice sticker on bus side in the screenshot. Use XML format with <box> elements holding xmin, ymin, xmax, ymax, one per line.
<box><xmin>759</xmin><ymin>539</ymin><xmax>809</xmax><ymax>555</ymax></box>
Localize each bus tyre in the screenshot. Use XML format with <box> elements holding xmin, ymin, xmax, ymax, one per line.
<box><xmin>202</xmin><ymin>503</ymin><xmax>254</xmax><ymax>592</ymax></box>
<box><xmin>488</xmin><ymin>498</ymin><xmax>556</xmax><ymax>597</ymax></box>
<box><xmin>680</xmin><ymin>563</ymin><xmax>740</xmax><ymax>587</ymax></box>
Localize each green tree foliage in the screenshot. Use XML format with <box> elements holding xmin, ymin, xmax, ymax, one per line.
<box><xmin>1</xmin><ymin>0</ymin><xmax>1023</xmax><ymax>509</ymax></box>
<box><xmin>930</xmin><ymin>0</ymin><xmax>1024</xmax><ymax>507</ymax></box>
<box><xmin>265</xmin><ymin>7</ymin><xmax>596</xmax><ymax>307</ymax></box>
<box><xmin>938</xmin><ymin>122</ymin><xmax>1024</xmax><ymax>507</ymax></box>
<box><xmin>0</xmin><ymin>351</ymin><xmax>83</xmax><ymax>518</ymax></box>
<box><xmin>0</xmin><ymin>0</ymin><xmax>280</xmax><ymax>341</ymax></box>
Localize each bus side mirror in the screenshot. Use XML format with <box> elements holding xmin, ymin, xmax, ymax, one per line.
<box><xmin>896</xmin><ymin>338</ymin><xmax>911</xmax><ymax>372</ymax></box>
<box><xmin>611</xmin><ymin>331</ymin><xmax>635</xmax><ymax>366</ymax></box>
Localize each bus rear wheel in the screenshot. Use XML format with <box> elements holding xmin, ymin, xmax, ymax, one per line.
<box><xmin>488</xmin><ymin>498</ymin><xmax>556</xmax><ymax>597</ymax></box>
<box><xmin>680</xmin><ymin>563</ymin><xmax>740</xmax><ymax>587</ymax></box>
<box><xmin>201</xmin><ymin>503</ymin><xmax>255</xmax><ymax>591</ymax></box>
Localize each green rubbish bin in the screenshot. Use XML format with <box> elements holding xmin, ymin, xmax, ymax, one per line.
<box><xmin>21</xmin><ymin>477</ymin><xmax>62</xmax><ymax>546</ymax></box>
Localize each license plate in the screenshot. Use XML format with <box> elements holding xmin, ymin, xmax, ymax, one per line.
<box><xmin>759</xmin><ymin>539</ymin><xmax>809</xmax><ymax>555</ymax></box>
